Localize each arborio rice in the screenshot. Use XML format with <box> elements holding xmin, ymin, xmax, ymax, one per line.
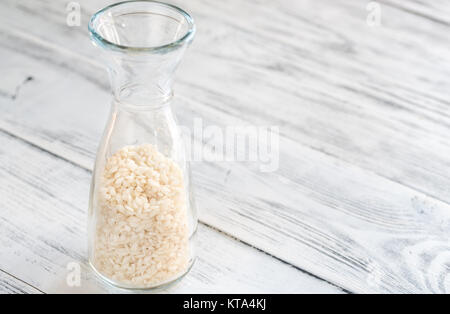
<box><xmin>93</xmin><ymin>144</ymin><xmax>190</xmax><ymax>286</ymax></box>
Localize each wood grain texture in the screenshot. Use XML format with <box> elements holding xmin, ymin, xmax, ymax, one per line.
<box><xmin>381</xmin><ymin>0</ymin><xmax>450</xmax><ymax>25</ymax></box>
<box><xmin>0</xmin><ymin>131</ymin><xmax>341</xmax><ymax>294</ymax></box>
<box><xmin>0</xmin><ymin>270</ymin><xmax>42</xmax><ymax>294</ymax></box>
<box><xmin>0</xmin><ymin>0</ymin><xmax>449</xmax><ymax>293</ymax></box>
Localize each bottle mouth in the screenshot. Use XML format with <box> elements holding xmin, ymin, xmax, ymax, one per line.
<box><xmin>88</xmin><ymin>1</ymin><xmax>195</xmax><ymax>53</ymax></box>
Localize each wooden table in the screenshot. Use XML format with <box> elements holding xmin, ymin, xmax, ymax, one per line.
<box><xmin>0</xmin><ymin>0</ymin><xmax>449</xmax><ymax>294</ymax></box>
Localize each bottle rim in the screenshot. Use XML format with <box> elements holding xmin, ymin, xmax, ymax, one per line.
<box><xmin>88</xmin><ymin>0</ymin><xmax>196</xmax><ymax>54</ymax></box>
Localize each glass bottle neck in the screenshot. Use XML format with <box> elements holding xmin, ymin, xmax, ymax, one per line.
<box><xmin>88</xmin><ymin>0</ymin><xmax>194</xmax><ymax>110</ymax></box>
<box><xmin>112</xmin><ymin>93</ymin><xmax>173</xmax><ymax>112</ymax></box>
<box><xmin>105</xmin><ymin>48</ymin><xmax>185</xmax><ymax>109</ymax></box>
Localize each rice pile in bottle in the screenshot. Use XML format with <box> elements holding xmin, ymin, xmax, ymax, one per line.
<box><xmin>93</xmin><ymin>144</ymin><xmax>189</xmax><ymax>286</ymax></box>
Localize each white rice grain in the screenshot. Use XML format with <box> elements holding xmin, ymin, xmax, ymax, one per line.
<box><xmin>93</xmin><ymin>144</ymin><xmax>190</xmax><ymax>287</ymax></box>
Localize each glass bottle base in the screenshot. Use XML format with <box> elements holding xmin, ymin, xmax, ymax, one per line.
<box><xmin>89</xmin><ymin>258</ymin><xmax>196</xmax><ymax>292</ymax></box>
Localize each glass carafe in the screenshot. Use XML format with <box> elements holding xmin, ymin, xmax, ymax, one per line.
<box><xmin>87</xmin><ymin>1</ymin><xmax>197</xmax><ymax>290</ymax></box>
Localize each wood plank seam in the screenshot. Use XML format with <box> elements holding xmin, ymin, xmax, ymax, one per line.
<box><xmin>200</xmin><ymin>221</ymin><xmax>350</xmax><ymax>294</ymax></box>
<box><xmin>379</xmin><ymin>1</ymin><xmax>450</xmax><ymax>27</ymax></box>
<box><xmin>0</xmin><ymin>269</ymin><xmax>45</xmax><ymax>294</ymax></box>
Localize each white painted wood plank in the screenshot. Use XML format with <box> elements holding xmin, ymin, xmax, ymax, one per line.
<box><xmin>0</xmin><ymin>270</ymin><xmax>42</xmax><ymax>294</ymax></box>
<box><xmin>0</xmin><ymin>131</ymin><xmax>340</xmax><ymax>294</ymax></box>
<box><xmin>0</xmin><ymin>0</ymin><xmax>449</xmax><ymax>293</ymax></box>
